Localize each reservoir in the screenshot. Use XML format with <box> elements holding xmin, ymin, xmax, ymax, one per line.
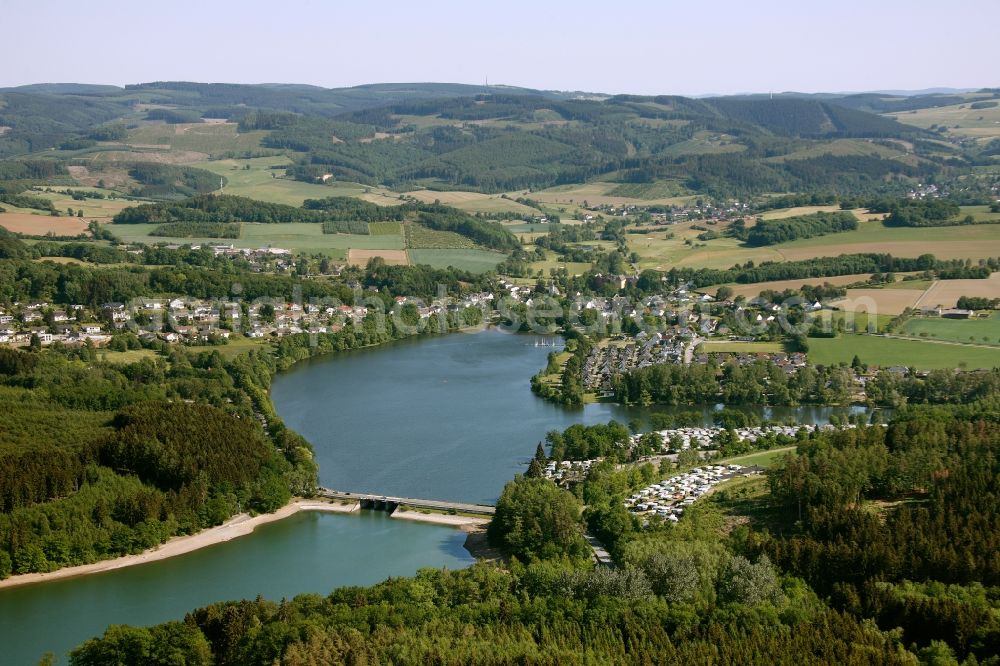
<box><xmin>2</xmin><ymin>328</ymin><xmax>868</xmax><ymax>663</ymax></box>
<box><xmin>270</xmin><ymin>328</ymin><xmax>867</xmax><ymax>503</ymax></box>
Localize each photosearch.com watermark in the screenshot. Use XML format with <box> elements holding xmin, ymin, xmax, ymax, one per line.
<box><xmin>114</xmin><ymin>283</ymin><xmax>883</xmax><ymax>344</ymax></box>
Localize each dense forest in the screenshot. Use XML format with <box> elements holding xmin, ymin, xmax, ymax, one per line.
<box><xmin>68</xmin><ymin>396</ymin><xmax>1000</xmax><ymax>665</ymax></box>
<box><xmin>126</xmin><ymin>164</ymin><xmax>221</xmax><ymax>199</ymax></box>
<box><xmin>735</xmin><ymin>210</ymin><xmax>859</xmax><ymax>246</ymax></box>
<box><xmin>0</xmin><ymin>348</ymin><xmax>308</xmax><ymax>578</ymax></box>
<box><xmin>113</xmin><ymin>194</ymin><xmax>331</xmax><ymax>225</ymax></box>
<box><xmin>750</xmin><ymin>407</ymin><xmax>1000</xmax><ymax>660</ymax></box>
<box><xmin>881</xmin><ymin>199</ymin><xmax>973</xmax><ymax>227</ymax></box>
<box><xmin>1</xmin><ymin>82</ymin><xmax>974</xmax><ymax>198</ymax></box>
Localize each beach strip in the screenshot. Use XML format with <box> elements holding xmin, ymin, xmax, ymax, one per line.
<box><xmin>0</xmin><ymin>499</ymin><xmax>360</xmax><ymax>590</ymax></box>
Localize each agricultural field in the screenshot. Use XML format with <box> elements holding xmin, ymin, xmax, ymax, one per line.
<box><xmin>633</xmin><ymin>213</ymin><xmax>1000</xmax><ymax>271</ymax></box>
<box><xmin>0</xmin><ymin>211</ymin><xmax>89</xmax><ymax>235</ymax></box>
<box><xmin>503</xmin><ymin>222</ymin><xmax>554</xmax><ymax>233</ymax></box>
<box><xmin>528</xmin><ymin>182</ymin><xmax>694</xmax><ymax>208</ymax></box>
<box><xmin>404</xmin><ymin>223</ymin><xmax>476</xmax><ymax>249</ymax></box>
<box><xmin>349</xmin><ymin>249</ymin><xmax>408</xmax><ymax>266</ymax></box>
<box><xmin>109</xmin><ymin>221</ymin><xmax>404</xmax><ymax>257</ymax></box>
<box><xmin>125</xmin><ymin>122</ymin><xmax>268</xmax><ymax>159</ymax></box>
<box><xmin>888</xmin><ymin>100</ymin><xmax>1000</xmax><ymax>141</ymax></box>
<box><xmin>958</xmin><ymin>204</ymin><xmax>1000</xmax><ymax>223</ymax></box>
<box><xmin>917</xmin><ymin>273</ymin><xmax>1000</xmax><ymax>307</ymax></box>
<box><xmin>829</xmin><ymin>288</ymin><xmax>926</xmax><ymax>316</ymax></box>
<box><xmin>759</xmin><ymin>205</ymin><xmax>845</xmax><ymax>220</ymax></box>
<box><xmin>27</xmin><ymin>188</ymin><xmax>134</xmax><ymax>219</ymax></box>
<box><xmin>901</xmin><ymin>313</ymin><xmax>1000</xmax><ymax>346</ymax></box>
<box><xmin>819</xmin><ymin>311</ymin><xmax>894</xmax><ymax>334</ymax></box>
<box><xmin>882</xmin><ymin>278</ymin><xmax>935</xmax><ymax>290</ymax></box>
<box><xmin>192</xmin><ymin>157</ymin><xmax>397</xmax><ymax>207</ymax></box>
<box><xmin>403</xmin><ymin>189</ymin><xmax>536</xmax><ymax>215</ymax></box>
<box><xmin>368</xmin><ymin>222</ymin><xmax>402</xmax><ymax>235</ymax></box>
<box><xmin>715</xmin><ymin>274</ymin><xmax>872</xmax><ymax>299</ymax></box>
<box><xmin>807</xmin><ymin>334</ymin><xmax>1000</xmax><ymax>370</ymax></box>
<box><xmin>407</xmin><ymin>249</ymin><xmax>506</xmax><ymax>273</ymax></box>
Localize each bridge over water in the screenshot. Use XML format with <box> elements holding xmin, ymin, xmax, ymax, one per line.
<box><xmin>317</xmin><ymin>488</ymin><xmax>496</xmax><ymax>516</ymax></box>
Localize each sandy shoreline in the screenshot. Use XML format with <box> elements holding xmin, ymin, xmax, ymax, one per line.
<box><xmin>0</xmin><ymin>499</ymin><xmax>361</xmax><ymax>590</ymax></box>
<box><xmin>390</xmin><ymin>507</ymin><xmax>490</xmax><ymax>530</ymax></box>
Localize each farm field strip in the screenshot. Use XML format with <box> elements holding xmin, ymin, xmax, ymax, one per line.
<box><xmin>807</xmin><ymin>334</ymin><xmax>1000</xmax><ymax>370</ymax></box>
<box><xmin>407</xmin><ymin>249</ymin><xmax>506</xmax><ymax>273</ymax></box>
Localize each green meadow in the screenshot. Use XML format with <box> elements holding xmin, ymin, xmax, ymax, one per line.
<box><xmin>901</xmin><ymin>313</ymin><xmax>1000</xmax><ymax>346</ymax></box>
<box><xmin>807</xmin><ymin>334</ymin><xmax>1000</xmax><ymax>370</ymax></box>
<box><xmin>407</xmin><ymin>249</ymin><xmax>506</xmax><ymax>273</ymax></box>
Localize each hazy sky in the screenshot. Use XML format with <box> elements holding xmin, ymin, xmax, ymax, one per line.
<box><xmin>3</xmin><ymin>0</ymin><xmax>996</xmax><ymax>95</ymax></box>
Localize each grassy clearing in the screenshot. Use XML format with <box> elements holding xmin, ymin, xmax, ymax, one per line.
<box><xmin>765</xmin><ymin>138</ymin><xmax>915</xmax><ymax>164</ymax></box>
<box><xmin>404</xmin><ymin>223</ymin><xmax>476</xmax><ymax>249</ymax></box>
<box><xmin>98</xmin><ymin>349</ymin><xmax>160</xmax><ymax>364</ymax></box>
<box><xmin>527</xmin><ymin>250</ymin><xmax>594</xmax><ymax>276</ymax></box>
<box><xmin>721</xmin><ymin>446</ymin><xmax>797</xmax><ymax>469</ymax></box>
<box><xmin>606</xmin><ymin>181</ymin><xmax>692</xmax><ymax>200</ymax></box>
<box><xmin>706</xmin><ymin>475</ymin><xmax>787</xmax><ymax>533</ymax></box>
<box><xmin>184</xmin><ymin>337</ymin><xmax>273</xmax><ymax>359</ymax></box>
<box><xmin>807</xmin><ymin>334</ymin><xmax>1000</xmax><ymax>370</ymax></box>
<box><xmin>654</xmin><ymin>131</ymin><xmax>746</xmax><ymax>158</ymax></box>
<box><xmin>901</xmin><ymin>313</ymin><xmax>1000</xmax><ymax>346</ymax></box>
<box><xmin>407</xmin><ymin>249</ymin><xmax>506</xmax><ymax>273</ymax></box>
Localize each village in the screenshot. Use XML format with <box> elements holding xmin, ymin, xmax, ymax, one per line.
<box><xmin>0</xmin><ymin>289</ymin><xmax>501</xmax><ymax>348</ymax></box>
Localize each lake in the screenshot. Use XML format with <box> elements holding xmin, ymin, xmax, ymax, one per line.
<box><xmin>2</xmin><ymin>327</ymin><xmax>870</xmax><ymax>663</ymax></box>
<box><xmin>270</xmin><ymin>328</ymin><xmax>869</xmax><ymax>503</ymax></box>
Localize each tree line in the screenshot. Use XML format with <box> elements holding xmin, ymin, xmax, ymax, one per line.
<box><xmin>731</xmin><ymin>211</ymin><xmax>859</xmax><ymax>246</ymax></box>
